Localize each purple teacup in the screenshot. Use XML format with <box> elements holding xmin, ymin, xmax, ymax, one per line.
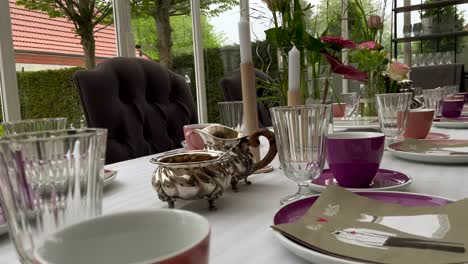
<box><xmin>456</xmin><ymin>92</ymin><xmax>468</xmax><ymax>103</ymax></box>
<box><xmin>326</xmin><ymin>132</ymin><xmax>385</xmax><ymax>188</ymax></box>
<box><xmin>442</xmin><ymin>99</ymin><xmax>464</xmax><ymax>118</ymax></box>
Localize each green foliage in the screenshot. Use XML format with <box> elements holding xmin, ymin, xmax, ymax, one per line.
<box><xmin>16</xmin><ymin>0</ymin><xmax>114</xmax><ymax>68</ymax></box>
<box><xmin>312</xmin><ymin>0</ymin><xmax>391</xmax><ymax>47</ymax></box>
<box><xmin>16</xmin><ymin>0</ymin><xmax>113</xmax><ymax>25</ymax></box>
<box><xmin>133</xmin><ymin>15</ymin><xmax>226</xmax><ymax>60</ymax></box>
<box><xmin>17</xmin><ymin>67</ymin><xmax>84</xmax><ymax>128</ymax></box>
<box><xmin>131</xmin><ymin>0</ymin><xmax>238</xmax><ymax>18</ymax></box>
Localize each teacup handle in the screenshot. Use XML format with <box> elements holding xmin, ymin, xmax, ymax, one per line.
<box><xmin>248</xmin><ymin>129</ymin><xmax>277</xmax><ymax>171</ymax></box>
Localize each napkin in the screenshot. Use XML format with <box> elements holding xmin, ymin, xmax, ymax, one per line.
<box><xmin>394</xmin><ymin>138</ymin><xmax>468</xmax><ymax>154</ymax></box>
<box><xmin>272</xmin><ymin>186</ymin><xmax>468</xmax><ymax>264</ymax></box>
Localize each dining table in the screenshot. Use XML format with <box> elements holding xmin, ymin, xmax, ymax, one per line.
<box><xmin>0</xmin><ymin>126</ymin><xmax>467</xmax><ymax>264</ymax></box>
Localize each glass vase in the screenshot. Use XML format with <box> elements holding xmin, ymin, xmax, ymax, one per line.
<box><xmin>359</xmin><ymin>72</ymin><xmax>379</xmax><ymax>117</ymax></box>
<box><xmin>306</xmin><ymin>77</ymin><xmax>333</xmax><ymax>105</ymax></box>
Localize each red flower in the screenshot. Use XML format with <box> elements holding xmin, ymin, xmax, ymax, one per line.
<box><xmin>320</xmin><ymin>36</ymin><xmax>356</xmax><ymax>49</ymax></box>
<box><xmin>358</xmin><ymin>41</ymin><xmax>383</xmax><ymax>50</ymax></box>
<box><xmin>322</xmin><ymin>51</ymin><xmax>368</xmax><ymax>81</ymax></box>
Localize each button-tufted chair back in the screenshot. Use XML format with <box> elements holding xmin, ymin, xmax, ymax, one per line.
<box><xmin>74</xmin><ymin>57</ymin><xmax>198</xmax><ymax>164</ymax></box>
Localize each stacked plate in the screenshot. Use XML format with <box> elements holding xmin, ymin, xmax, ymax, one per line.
<box><xmin>272</xmin><ymin>192</ymin><xmax>453</xmax><ymax>264</ymax></box>
<box><xmin>388</xmin><ymin>139</ymin><xmax>468</xmax><ymax>163</ymax></box>
<box><xmin>433</xmin><ymin>116</ymin><xmax>468</xmax><ymax>129</ymax></box>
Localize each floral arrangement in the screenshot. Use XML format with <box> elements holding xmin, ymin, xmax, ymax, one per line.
<box><xmin>261</xmin><ymin>0</ymin><xmax>366</xmax><ymax>105</ymax></box>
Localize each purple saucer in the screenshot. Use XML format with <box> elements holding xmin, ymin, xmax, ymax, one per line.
<box><xmin>310</xmin><ymin>169</ymin><xmax>411</xmax><ymax>192</ymax></box>
<box><xmin>274</xmin><ymin>192</ymin><xmax>452</xmax><ymax>225</ymax></box>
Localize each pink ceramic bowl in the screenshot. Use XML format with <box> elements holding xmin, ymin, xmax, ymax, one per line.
<box><xmin>332</xmin><ymin>103</ymin><xmax>346</xmax><ymax>118</ymax></box>
<box><xmin>456</xmin><ymin>92</ymin><xmax>468</xmax><ymax>102</ymax></box>
<box><xmin>34</xmin><ymin>209</ymin><xmax>210</xmax><ymax>264</ymax></box>
<box><xmin>184</xmin><ymin>123</ymin><xmax>218</xmax><ymax>150</ymax></box>
<box><xmin>403</xmin><ymin>109</ymin><xmax>434</xmax><ymax>139</ymax></box>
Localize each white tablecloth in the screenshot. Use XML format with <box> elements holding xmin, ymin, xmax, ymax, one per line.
<box><xmin>1</xmin><ymin>127</ymin><xmax>467</xmax><ymax>264</ymax></box>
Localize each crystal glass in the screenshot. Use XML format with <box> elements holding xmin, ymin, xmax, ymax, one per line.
<box><xmin>376</xmin><ymin>93</ymin><xmax>412</xmax><ymax>146</ymax></box>
<box><xmin>442</xmin><ymin>85</ymin><xmax>459</xmax><ymax>96</ymax></box>
<box><xmin>340</xmin><ymin>92</ymin><xmax>360</xmax><ymax>118</ymax></box>
<box><xmin>218</xmin><ymin>101</ymin><xmax>244</xmax><ymax>132</ymax></box>
<box><xmin>270</xmin><ymin>104</ymin><xmax>331</xmax><ymax>205</ymax></box>
<box><xmin>413</xmin><ymin>87</ymin><xmax>423</xmax><ymax>96</ymax></box>
<box><xmin>423</xmin><ymin>89</ymin><xmax>445</xmax><ymax>117</ymax></box>
<box><xmin>0</xmin><ymin>128</ymin><xmax>107</xmax><ymax>263</ymax></box>
<box><xmin>2</xmin><ymin>117</ymin><xmax>67</xmax><ymax>135</ymax></box>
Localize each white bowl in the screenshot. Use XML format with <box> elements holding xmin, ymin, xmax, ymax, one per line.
<box><xmin>34</xmin><ymin>209</ymin><xmax>210</xmax><ymax>264</ymax></box>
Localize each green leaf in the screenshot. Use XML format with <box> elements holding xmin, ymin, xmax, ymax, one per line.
<box><xmin>305</xmin><ymin>34</ymin><xmax>325</xmax><ymax>52</ymax></box>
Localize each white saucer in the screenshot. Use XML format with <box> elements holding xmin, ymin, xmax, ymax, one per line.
<box><xmin>432</xmin><ymin>120</ymin><xmax>468</xmax><ymax>128</ymax></box>
<box><xmin>388</xmin><ymin>140</ymin><xmax>468</xmax><ymax>164</ymax></box>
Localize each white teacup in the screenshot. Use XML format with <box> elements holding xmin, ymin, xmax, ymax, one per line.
<box><xmin>34</xmin><ymin>209</ymin><xmax>210</xmax><ymax>264</ymax></box>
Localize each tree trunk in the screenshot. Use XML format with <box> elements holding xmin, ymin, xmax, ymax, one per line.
<box><xmin>153</xmin><ymin>1</ymin><xmax>173</xmax><ymax>69</ymax></box>
<box><xmin>81</xmin><ymin>33</ymin><xmax>96</xmax><ymax>69</ymax></box>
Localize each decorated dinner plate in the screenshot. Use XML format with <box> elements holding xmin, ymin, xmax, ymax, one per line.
<box><xmin>272</xmin><ymin>192</ymin><xmax>453</xmax><ymax>264</ymax></box>
<box><xmin>432</xmin><ymin>116</ymin><xmax>468</xmax><ymax>129</ymax></box>
<box><xmin>309</xmin><ymin>169</ymin><xmax>412</xmax><ymax>193</ymax></box>
<box><xmin>388</xmin><ymin>139</ymin><xmax>468</xmax><ymax>164</ymax></box>
<box><xmin>103</xmin><ymin>169</ymin><xmax>118</xmax><ymax>187</ymax></box>
<box><xmin>333</xmin><ymin>117</ymin><xmax>380</xmax><ymax>130</ymax></box>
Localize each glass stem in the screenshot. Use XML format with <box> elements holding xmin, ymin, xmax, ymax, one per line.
<box><xmin>297</xmin><ymin>183</ymin><xmax>310</xmax><ymax>196</ymax></box>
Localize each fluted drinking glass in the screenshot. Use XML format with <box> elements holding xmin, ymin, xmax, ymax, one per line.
<box><xmin>340</xmin><ymin>92</ymin><xmax>360</xmax><ymax>118</ymax></box>
<box><xmin>0</xmin><ymin>128</ymin><xmax>107</xmax><ymax>263</ymax></box>
<box><xmin>218</xmin><ymin>101</ymin><xmax>244</xmax><ymax>133</ymax></box>
<box><xmin>376</xmin><ymin>93</ymin><xmax>412</xmax><ymax>146</ymax></box>
<box><xmin>270</xmin><ymin>104</ymin><xmax>331</xmax><ymax>205</ymax></box>
<box><xmin>2</xmin><ymin>117</ymin><xmax>67</xmax><ymax>135</ymax></box>
<box><xmin>423</xmin><ymin>89</ymin><xmax>445</xmax><ymax>117</ymax></box>
<box><xmin>442</xmin><ymin>85</ymin><xmax>459</xmax><ymax>96</ymax></box>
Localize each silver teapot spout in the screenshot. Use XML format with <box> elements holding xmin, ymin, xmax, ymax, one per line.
<box><xmin>194</xmin><ymin>124</ymin><xmax>277</xmax><ymax>191</ymax></box>
<box><xmin>194</xmin><ymin>125</ymin><xmax>245</xmax><ymax>151</ymax></box>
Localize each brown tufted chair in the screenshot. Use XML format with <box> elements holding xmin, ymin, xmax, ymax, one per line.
<box><xmin>74</xmin><ymin>57</ymin><xmax>198</xmax><ymax>164</ymax></box>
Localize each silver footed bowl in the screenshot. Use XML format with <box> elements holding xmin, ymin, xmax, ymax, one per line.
<box><xmin>151</xmin><ymin>150</ymin><xmax>231</xmax><ymax>210</ymax></box>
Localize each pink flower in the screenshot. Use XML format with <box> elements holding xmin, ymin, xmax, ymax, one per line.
<box><xmin>322</xmin><ymin>51</ymin><xmax>368</xmax><ymax>81</ymax></box>
<box><xmin>368</xmin><ymin>15</ymin><xmax>383</xmax><ymax>29</ymax></box>
<box><xmin>358</xmin><ymin>41</ymin><xmax>382</xmax><ymax>50</ymax></box>
<box><xmin>387</xmin><ymin>61</ymin><xmax>410</xmax><ymax>81</ymax></box>
<box><xmin>320</xmin><ymin>36</ymin><xmax>356</xmax><ymax>49</ymax></box>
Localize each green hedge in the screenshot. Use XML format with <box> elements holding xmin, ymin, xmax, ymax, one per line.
<box><xmin>173</xmin><ymin>48</ymin><xmax>225</xmax><ymax>123</ymax></box>
<box><xmin>17</xmin><ymin>67</ymin><xmax>84</xmax><ymax>128</ymax></box>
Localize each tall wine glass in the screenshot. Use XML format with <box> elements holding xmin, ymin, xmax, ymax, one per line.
<box><xmin>270</xmin><ymin>104</ymin><xmax>331</xmax><ymax>205</ymax></box>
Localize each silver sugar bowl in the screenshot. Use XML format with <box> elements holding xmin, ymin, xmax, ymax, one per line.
<box><xmin>151</xmin><ymin>150</ymin><xmax>231</xmax><ymax>210</ymax></box>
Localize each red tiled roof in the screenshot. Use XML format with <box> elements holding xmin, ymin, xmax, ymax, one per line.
<box><xmin>9</xmin><ymin>0</ymin><xmax>118</xmax><ymax>60</ymax></box>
